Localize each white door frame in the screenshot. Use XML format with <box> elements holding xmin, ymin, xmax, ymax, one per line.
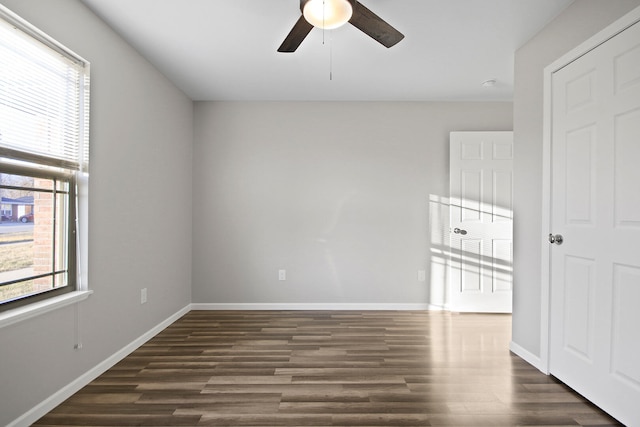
<box><xmin>540</xmin><ymin>5</ymin><xmax>640</xmax><ymax>375</ymax></box>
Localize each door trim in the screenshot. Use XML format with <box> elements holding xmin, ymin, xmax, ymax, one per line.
<box><xmin>540</xmin><ymin>5</ymin><xmax>640</xmax><ymax>375</ymax></box>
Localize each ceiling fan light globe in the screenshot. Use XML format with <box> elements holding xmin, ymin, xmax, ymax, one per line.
<box><xmin>303</xmin><ymin>0</ymin><xmax>353</xmax><ymax>30</ymax></box>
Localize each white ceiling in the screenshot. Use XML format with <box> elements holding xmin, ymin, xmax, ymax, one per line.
<box><xmin>80</xmin><ymin>0</ymin><xmax>574</xmax><ymax>101</ymax></box>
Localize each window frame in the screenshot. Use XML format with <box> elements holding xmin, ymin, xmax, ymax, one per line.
<box><xmin>0</xmin><ymin>3</ymin><xmax>90</xmax><ymax>320</ymax></box>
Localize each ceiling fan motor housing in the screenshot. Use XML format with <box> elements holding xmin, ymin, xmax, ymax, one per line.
<box><xmin>278</xmin><ymin>0</ymin><xmax>402</xmax><ymax>52</ymax></box>
<box><xmin>299</xmin><ymin>0</ymin><xmax>358</xmax><ymax>14</ymax></box>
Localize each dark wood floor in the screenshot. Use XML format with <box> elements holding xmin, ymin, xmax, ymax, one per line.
<box><xmin>34</xmin><ymin>311</ymin><xmax>621</xmax><ymax>426</ymax></box>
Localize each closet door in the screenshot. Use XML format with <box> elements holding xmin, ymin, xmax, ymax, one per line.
<box><xmin>548</xmin><ymin>19</ymin><xmax>640</xmax><ymax>425</ymax></box>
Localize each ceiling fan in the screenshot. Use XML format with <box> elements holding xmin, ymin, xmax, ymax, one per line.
<box><xmin>278</xmin><ymin>0</ymin><xmax>404</xmax><ymax>52</ymax></box>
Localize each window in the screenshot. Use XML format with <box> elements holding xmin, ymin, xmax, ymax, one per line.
<box><xmin>0</xmin><ymin>5</ymin><xmax>89</xmax><ymax>312</ymax></box>
<box><xmin>0</xmin><ymin>167</ymin><xmax>76</xmax><ymax>307</ymax></box>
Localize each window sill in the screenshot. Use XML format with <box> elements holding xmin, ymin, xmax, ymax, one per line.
<box><xmin>0</xmin><ymin>290</ymin><xmax>93</xmax><ymax>329</ymax></box>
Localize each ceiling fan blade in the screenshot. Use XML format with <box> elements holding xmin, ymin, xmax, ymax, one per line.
<box><xmin>278</xmin><ymin>15</ymin><xmax>314</xmax><ymax>52</ymax></box>
<box><xmin>349</xmin><ymin>2</ymin><xmax>404</xmax><ymax>48</ymax></box>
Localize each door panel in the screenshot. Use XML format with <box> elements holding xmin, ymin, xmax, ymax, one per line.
<box><xmin>449</xmin><ymin>131</ymin><xmax>513</xmax><ymax>313</ymax></box>
<box><xmin>565</xmin><ymin>126</ymin><xmax>595</xmax><ymax>224</ymax></box>
<box><xmin>461</xmin><ymin>170</ymin><xmax>482</xmax><ymax>222</ymax></box>
<box><xmin>565</xmin><ymin>70</ymin><xmax>596</xmax><ymax>112</ymax></box>
<box><xmin>614</xmin><ymin>109</ymin><xmax>640</xmax><ymax>226</ymax></box>
<box><xmin>611</xmin><ymin>264</ymin><xmax>640</xmax><ymax>388</ymax></box>
<box><xmin>614</xmin><ymin>43</ymin><xmax>640</xmax><ymax>93</ymax></box>
<box><xmin>492</xmin><ymin>171</ymin><xmax>512</xmax><ymax>222</ymax></box>
<box><xmin>562</xmin><ymin>256</ymin><xmax>595</xmax><ymax>362</ymax></box>
<box><xmin>549</xmin><ymin>19</ymin><xmax>640</xmax><ymax>424</ymax></box>
<box><xmin>492</xmin><ymin>239</ymin><xmax>512</xmax><ymax>292</ymax></box>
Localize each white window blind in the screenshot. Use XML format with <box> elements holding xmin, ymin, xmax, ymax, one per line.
<box><xmin>0</xmin><ymin>6</ymin><xmax>89</xmax><ymax>171</ymax></box>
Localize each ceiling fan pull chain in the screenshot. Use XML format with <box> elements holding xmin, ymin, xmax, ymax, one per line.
<box><xmin>329</xmin><ymin>31</ymin><xmax>333</xmax><ymax>81</ymax></box>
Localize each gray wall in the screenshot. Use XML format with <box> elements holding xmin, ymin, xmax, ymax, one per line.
<box><xmin>7</xmin><ymin>0</ymin><xmax>637</xmax><ymax>423</ymax></box>
<box><xmin>0</xmin><ymin>1</ymin><xmax>193</xmax><ymax>425</ymax></box>
<box><xmin>512</xmin><ymin>0</ymin><xmax>640</xmax><ymax>357</ymax></box>
<box><xmin>193</xmin><ymin>102</ymin><xmax>512</xmax><ymax>307</ymax></box>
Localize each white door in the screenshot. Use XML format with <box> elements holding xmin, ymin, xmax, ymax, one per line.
<box><xmin>449</xmin><ymin>131</ymin><xmax>513</xmax><ymax>313</ymax></box>
<box><xmin>549</xmin><ymin>20</ymin><xmax>640</xmax><ymax>424</ymax></box>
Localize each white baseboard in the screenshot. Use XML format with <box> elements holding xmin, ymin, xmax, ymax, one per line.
<box><xmin>509</xmin><ymin>340</ymin><xmax>547</xmax><ymax>374</ymax></box>
<box><xmin>191</xmin><ymin>303</ymin><xmax>440</xmax><ymax>311</ymax></box>
<box><xmin>8</xmin><ymin>304</ymin><xmax>192</xmax><ymax>427</ymax></box>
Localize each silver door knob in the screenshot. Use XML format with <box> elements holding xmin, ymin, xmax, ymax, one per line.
<box><xmin>548</xmin><ymin>233</ymin><xmax>563</xmax><ymax>245</ymax></box>
<box><xmin>454</xmin><ymin>228</ymin><xmax>467</xmax><ymax>235</ymax></box>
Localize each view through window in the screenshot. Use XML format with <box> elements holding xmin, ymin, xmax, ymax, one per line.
<box><xmin>0</xmin><ymin>168</ymin><xmax>75</xmax><ymax>306</ymax></box>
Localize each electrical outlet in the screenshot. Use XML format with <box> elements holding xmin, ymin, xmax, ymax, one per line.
<box><xmin>141</xmin><ymin>288</ymin><xmax>147</xmax><ymax>304</ymax></box>
<box><xmin>417</xmin><ymin>270</ymin><xmax>426</xmax><ymax>282</ymax></box>
<box><xmin>278</xmin><ymin>269</ymin><xmax>286</xmax><ymax>281</ymax></box>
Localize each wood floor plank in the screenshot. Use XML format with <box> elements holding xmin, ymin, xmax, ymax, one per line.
<box><xmin>32</xmin><ymin>311</ymin><xmax>622</xmax><ymax>426</ymax></box>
